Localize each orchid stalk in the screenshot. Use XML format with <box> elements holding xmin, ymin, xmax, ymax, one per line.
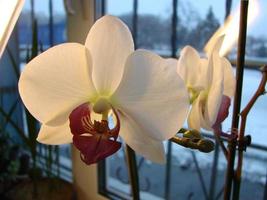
<box><xmin>18</xmin><ymin>15</ymin><xmax>189</xmax><ymax>164</ymax></box>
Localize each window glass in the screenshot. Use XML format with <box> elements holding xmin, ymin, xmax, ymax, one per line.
<box><xmin>18</xmin><ymin>0</ymin><xmax>66</xmax><ymax>61</ymax></box>
<box><xmin>106</xmin><ymin>0</ymin><xmax>134</xmax><ymax>35</ymax></box>
<box><xmin>137</xmin><ymin>0</ymin><xmax>172</xmax><ymax>53</ymax></box>
<box><xmin>106</xmin><ymin>0</ymin><xmax>172</xmax><ymax>54</ymax></box>
<box><xmin>101</xmin><ymin>0</ymin><xmax>267</xmax><ymax>199</ymax></box>
<box><xmin>17</xmin><ymin>0</ymin><xmax>71</xmax><ymax>178</ymax></box>
<box><xmin>176</xmin><ymin>0</ymin><xmax>224</xmax><ymax>51</ymax></box>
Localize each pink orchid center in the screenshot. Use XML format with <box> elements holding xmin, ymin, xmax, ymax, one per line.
<box><xmin>69</xmin><ymin>102</ymin><xmax>121</xmax><ymax>165</ymax></box>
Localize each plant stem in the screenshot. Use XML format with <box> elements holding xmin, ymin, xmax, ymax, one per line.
<box><xmin>213</xmin><ymin>125</ymin><xmax>228</xmax><ymax>159</ymax></box>
<box><xmin>165</xmin><ymin>141</ymin><xmax>172</xmax><ymax>200</ymax></box>
<box><xmin>224</xmin><ymin>1</ymin><xmax>249</xmax><ymax>199</ymax></box>
<box><xmin>125</xmin><ymin>145</ymin><xmax>140</xmax><ymax>200</ymax></box>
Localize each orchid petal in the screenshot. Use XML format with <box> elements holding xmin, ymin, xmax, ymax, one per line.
<box><xmin>85</xmin><ymin>15</ymin><xmax>134</xmax><ymax>95</ymax></box>
<box><xmin>211</xmin><ymin>35</ymin><xmax>224</xmax><ymax>55</ymax></box>
<box><xmin>19</xmin><ymin>43</ymin><xmax>97</xmax><ymax>126</ymax></box>
<box><xmin>166</xmin><ymin>57</ymin><xmax>178</xmax><ymax>66</ymax></box>
<box><xmin>188</xmin><ymin>92</ymin><xmax>211</xmax><ymax>131</ymax></box>
<box><xmin>199</xmin><ymin>96</ymin><xmax>213</xmax><ymax>130</ymax></box>
<box><xmin>188</xmin><ymin>96</ymin><xmax>201</xmax><ymax>131</ymax></box>
<box><xmin>117</xmin><ymin>110</ymin><xmax>165</xmax><ymax>163</ymax></box>
<box><xmin>212</xmin><ymin>95</ymin><xmax>231</xmax><ymax>129</ymax></box>
<box><xmin>210</xmin><ymin>35</ymin><xmax>235</xmax><ymax>97</ymax></box>
<box><xmin>205</xmin><ymin>53</ymin><xmax>224</xmax><ymax>126</ymax></box>
<box><xmin>177</xmin><ymin>46</ymin><xmax>202</xmax><ymax>88</ymax></box>
<box><xmin>199</xmin><ymin>58</ymin><xmax>213</xmax><ymax>90</ymax></box>
<box><xmin>221</xmin><ymin>57</ymin><xmax>235</xmax><ymax>97</ymax></box>
<box><xmin>37</xmin><ymin>122</ymin><xmax>72</xmax><ymax>145</ymax></box>
<box><xmin>113</xmin><ymin>50</ymin><xmax>189</xmax><ymax>141</ymax></box>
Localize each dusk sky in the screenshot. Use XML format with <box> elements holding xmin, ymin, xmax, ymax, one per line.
<box><xmin>22</xmin><ymin>0</ymin><xmax>266</xmax><ymax>37</ymax></box>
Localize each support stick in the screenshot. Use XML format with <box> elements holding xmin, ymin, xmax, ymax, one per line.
<box><xmin>125</xmin><ymin>145</ymin><xmax>140</xmax><ymax>200</ymax></box>
<box><xmin>224</xmin><ymin>0</ymin><xmax>249</xmax><ymax>199</ymax></box>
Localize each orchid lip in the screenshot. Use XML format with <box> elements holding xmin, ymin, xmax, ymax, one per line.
<box><xmin>69</xmin><ymin>103</ymin><xmax>121</xmax><ymax>165</ymax></box>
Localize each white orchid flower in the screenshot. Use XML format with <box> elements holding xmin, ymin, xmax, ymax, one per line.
<box><xmin>19</xmin><ymin>15</ymin><xmax>189</xmax><ymax>164</ymax></box>
<box><xmin>177</xmin><ymin>36</ymin><xmax>235</xmax><ymax>131</ymax></box>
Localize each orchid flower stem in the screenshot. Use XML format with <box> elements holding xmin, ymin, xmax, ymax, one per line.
<box><xmin>224</xmin><ymin>0</ymin><xmax>249</xmax><ymax>199</ymax></box>
<box><xmin>213</xmin><ymin>128</ymin><xmax>228</xmax><ymax>159</ymax></box>
<box><xmin>125</xmin><ymin>145</ymin><xmax>140</xmax><ymax>200</ymax></box>
<box><xmin>233</xmin><ymin>65</ymin><xmax>267</xmax><ymax>199</ymax></box>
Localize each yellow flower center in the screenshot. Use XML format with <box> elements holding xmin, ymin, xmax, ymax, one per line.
<box><xmin>188</xmin><ymin>86</ymin><xmax>199</xmax><ymax>104</ymax></box>
<box><xmin>188</xmin><ymin>86</ymin><xmax>209</xmax><ymax>104</ymax></box>
<box><xmin>93</xmin><ymin>97</ymin><xmax>111</xmax><ymax>120</ymax></box>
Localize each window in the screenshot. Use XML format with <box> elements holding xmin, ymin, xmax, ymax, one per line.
<box><xmin>17</xmin><ymin>0</ymin><xmax>71</xmax><ymax>180</ymax></box>
<box><xmin>97</xmin><ymin>0</ymin><xmax>267</xmax><ymax>199</ymax></box>
<box><xmin>18</xmin><ymin>0</ymin><xmax>66</xmax><ymax>62</ymax></box>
